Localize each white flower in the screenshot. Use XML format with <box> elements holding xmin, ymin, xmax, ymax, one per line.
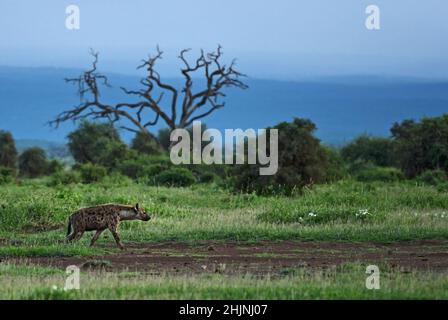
<box><xmin>358</xmin><ymin>209</ymin><xmax>369</xmax><ymax>216</ymax></box>
<box><xmin>51</xmin><ymin>285</ymin><xmax>58</xmax><ymax>291</ymax></box>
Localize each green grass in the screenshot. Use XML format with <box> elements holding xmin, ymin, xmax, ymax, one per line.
<box><xmin>0</xmin><ymin>244</ymin><xmax>108</xmax><ymax>258</ymax></box>
<box><xmin>1</xmin><ymin>179</ymin><xmax>447</xmax><ymax>299</ymax></box>
<box><xmin>0</xmin><ymin>179</ymin><xmax>447</xmax><ymax>246</ymax></box>
<box><xmin>0</xmin><ymin>263</ymin><xmax>447</xmax><ymax>299</ymax></box>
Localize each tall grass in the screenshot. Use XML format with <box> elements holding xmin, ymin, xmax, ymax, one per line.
<box><xmin>259</xmin><ymin>180</ymin><xmax>448</xmax><ymax>224</ymax></box>
<box><xmin>0</xmin><ymin>179</ymin><xmax>447</xmax><ymax>246</ymax></box>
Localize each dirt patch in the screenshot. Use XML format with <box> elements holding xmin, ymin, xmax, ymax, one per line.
<box><xmin>10</xmin><ymin>240</ymin><xmax>448</xmax><ymax>275</ymax></box>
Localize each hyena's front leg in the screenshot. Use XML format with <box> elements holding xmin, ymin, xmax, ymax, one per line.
<box><xmin>66</xmin><ymin>214</ymin><xmax>85</xmax><ymax>243</ymax></box>
<box><xmin>108</xmin><ymin>223</ymin><xmax>124</xmax><ymax>250</ymax></box>
<box><xmin>90</xmin><ymin>229</ymin><xmax>105</xmax><ymax>247</ymax></box>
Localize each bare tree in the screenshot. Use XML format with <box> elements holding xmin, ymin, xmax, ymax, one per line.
<box><xmin>50</xmin><ymin>46</ymin><xmax>248</xmax><ymax>145</ymax></box>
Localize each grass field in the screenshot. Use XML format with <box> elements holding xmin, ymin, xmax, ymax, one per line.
<box><xmin>1</xmin><ymin>263</ymin><xmax>448</xmax><ymax>300</ymax></box>
<box><xmin>1</xmin><ymin>178</ymin><xmax>448</xmax><ymax>299</ymax></box>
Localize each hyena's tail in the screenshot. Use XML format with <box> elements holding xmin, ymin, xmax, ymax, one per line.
<box><xmin>66</xmin><ymin>216</ymin><xmax>73</xmax><ymax>238</ymax></box>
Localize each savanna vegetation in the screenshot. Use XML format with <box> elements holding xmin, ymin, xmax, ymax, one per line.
<box><xmin>1</xmin><ymin>110</ymin><xmax>448</xmax><ymax>299</ymax></box>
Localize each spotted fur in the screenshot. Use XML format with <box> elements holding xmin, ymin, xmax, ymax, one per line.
<box><xmin>66</xmin><ymin>203</ymin><xmax>151</xmax><ymax>249</ymax></box>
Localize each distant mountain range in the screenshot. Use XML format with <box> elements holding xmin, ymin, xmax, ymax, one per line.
<box><xmin>1</xmin><ymin>66</ymin><xmax>447</xmax><ymax>149</ymax></box>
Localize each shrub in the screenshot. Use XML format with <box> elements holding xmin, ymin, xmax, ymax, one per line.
<box><xmin>0</xmin><ymin>166</ymin><xmax>15</xmax><ymax>185</ymax></box>
<box><xmin>231</xmin><ymin>165</ymin><xmax>305</xmax><ymax>196</ymax></box>
<box><xmin>186</xmin><ymin>164</ymin><xmax>226</xmax><ymax>183</ymax></box>
<box><xmin>46</xmin><ymin>159</ymin><xmax>64</xmax><ymax>175</ymax></box>
<box><xmin>198</xmin><ymin>172</ymin><xmax>217</xmax><ymax>183</ymax></box>
<box><xmin>0</xmin><ymin>130</ymin><xmax>18</xmax><ymax>171</ymax></box>
<box><xmin>356</xmin><ymin>167</ymin><xmax>404</xmax><ymax>182</ymax></box>
<box><xmin>341</xmin><ymin>135</ymin><xmax>396</xmax><ymax>168</ymax></box>
<box><xmin>67</xmin><ymin>121</ymin><xmax>131</xmax><ymax>169</ymax></box>
<box><xmin>391</xmin><ymin>114</ymin><xmax>448</xmax><ymax>177</ymax></box>
<box><xmin>131</xmin><ymin>131</ymin><xmax>162</xmax><ymax>155</ymax></box>
<box><xmin>18</xmin><ymin>147</ymin><xmax>48</xmax><ymax>178</ymax></box>
<box><xmin>118</xmin><ymin>155</ymin><xmax>171</xmax><ymax>179</ymax></box>
<box><xmin>437</xmin><ymin>182</ymin><xmax>448</xmax><ymax>192</ymax></box>
<box><xmin>99</xmin><ymin>172</ymin><xmax>133</xmax><ymax>186</ymax></box>
<box><xmin>117</xmin><ymin>159</ymin><xmax>145</xmax><ymax>179</ymax></box>
<box><xmin>417</xmin><ymin>169</ymin><xmax>448</xmax><ymax>186</ymax></box>
<box><xmin>157</xmin><ymin>128</ymin><xmax>172</xmax><ymax>151</ymax></box>
<box><xmin>97</xmin><ymin>141</ymin><xmax>135</xmax><ymax>170</ymax></box>
<box><xmin>153</xmin><ymin>167</ymin><xmax>196</xmax><ymax>187</ymax></box>
<box><xmin>231</xmin><ymin>118</ymin><xmax>332</xmax><ymax>195</ymax></box>
<box><xmin>321</xmin><ymin>146</ymin><xmax>347</xmax><ymax>182</ymax></box>
<box><xmin>79</xmin><ymin>163</ymin><xmax>107</xmax><ymax>184</ymax></box>
<box><xmin>47</xmin><ymin>170</ymin><xmax>81</xmax><ymax>186</ymax></box>
<box><xmin>144</xmin><ymin>164</ymin><xmax>166</xmax><ymax>177</ymax></box>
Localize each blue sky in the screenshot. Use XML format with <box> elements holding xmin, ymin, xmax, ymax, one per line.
<box><xmin>1</xmin><ymin>0</ymin><xmax>448</xmax><ymax>79</ymax></box>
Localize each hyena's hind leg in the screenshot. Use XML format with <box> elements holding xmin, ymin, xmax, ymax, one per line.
<box><xmin>67</xmin><ymin>231</ymin><xmax>84</xmax><ymax>242</ymax></box>
<box><xmin>72</xmin><ymin>230</ymin><xmax>85</xmax><ymax>242</ymax></box>
<box><xmin>66</xmin><ymin>216</ymin><xmax>84</xmax><ymax>243</ymax></box>
<box><xmin>66</xmin><ymin>232</ymin><xmax>76</xmax><ymax>242</ymax></box>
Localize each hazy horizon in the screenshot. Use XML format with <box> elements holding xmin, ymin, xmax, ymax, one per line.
<box><xmin>1</xmin><ymin>0</ymin><xmax>448</xmax><ymax>80</ymax></box>
<box><xmin>1</xmin><ymin>1</ymin><xmax>448</xmax><ymax>145</ymax></box>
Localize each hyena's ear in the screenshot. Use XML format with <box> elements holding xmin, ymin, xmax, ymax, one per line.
<box><xmin>135</xmin><ymin>203</ymin><xmax>140</xmax><ymax>210</ymax></box>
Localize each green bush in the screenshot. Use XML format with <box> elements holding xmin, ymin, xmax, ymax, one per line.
<box><xmin>99</xmin><ymin>172</ymin><xmax>133</xmax><ymax>186</ymax></box>
<box><xmin>230</xmin><ymin>165</ymin><xmax>304</xmax><ymax>196</ymax></box>
<box><xmin>46</xmin><ymin>159</ymin><xmax>64</xmax><ymax>175</ymax></box>
<box><xmin>67</xmin><ymin>121</ymin><xmax>129</xmax><ymax>169</ymax></box>
<box><xmin>437</xmin><ymin>182</ymin><xmax>448</xmax><ymax>193</ymax></box>
<box><xmin>417</xmin><ymin>169</ymin><xmax>448</xmax><ymax>186</ymax></box>
<box><xmin>97</xmin><ymin>141</ymin><xmax>135</xmax><ymax>170</ymax></box>
<box><xmin>131</xmin><ymin>131</ymin><xmax>163</xmax><ymax>155</ymax></box>
<box><xmin>391</xmin><ymin>114</ymin><xmax>448</xmax><ymax>177</ymax></box>
<box><xmin>186</xmin><ymin>164</ymin><xmax>226</xmax><ymax>183</ymax></box>
<box><xmin>356</xmin><ymin>167</ymin><xmax>404</xmax><ymax>182</ymax></box>
<box><xmin>341</xmin><ymin>135</ymin><xmax>396</xmax><ymax>168</ymax></box>
<box><xmin>198</xmin><ymin>172</ymin><xmax>217</xmax><ymax>183</ymax></box>
<box><xmin>144</xmin><ymin>164</ymin><xmax>166</xmax><ymax>177</ymax></box>
<box><xmin>118</xmin><ymin>155</ymin><xmax>171</xmax><ymax>179</ymax></box>
<box><xmin>0</xmin><ymin>166</ymin><xmax>15</xmax><ymax>185</ymax></box>
<box><xmin>47</xmin><ymin>170</ymin><xmax>81</xmax><ymax>186</ymax></box>
<box><xmin>321</xmin><ymin>146</ymin><xmax>347</xmax><ymax>182</ymax></box>
<box><xmin>153</xmin><ymin>167</ymin><xmax>196</xmax><ymax>187</ymax></box>
<box><xmin>0</xmin><ymin>130</ymin><xmax>18</xmax><ymax>171</ymax></box>
<box><xmin>117</xmin><ymin>159</ymin><xmax>147</xmax><ymax>179</ymax></box>
<box><xmin>18</xmin><ymin>147</ymin><xmax>48</xmax><ymax>178</ymax></box>
<box><xmin>231</xmin><ymin>118</ymin><xmax>333</xmax><ymax>196</ymax></box>
<box><xmin>79</xmin><ymin>163</ymin><xmax>107</xmax><ymax>184</ymax></box>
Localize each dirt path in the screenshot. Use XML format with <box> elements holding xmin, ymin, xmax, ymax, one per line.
<box><xmin>12</xmin><ymin>240</ymin><xmax>448</xmax><ymax>275</ymax></box>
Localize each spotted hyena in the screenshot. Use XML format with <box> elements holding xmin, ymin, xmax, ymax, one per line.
<box><xmin>66</xmin><ymin>203</ymin><xmax>151</xmax><ymax>249</ymax></box>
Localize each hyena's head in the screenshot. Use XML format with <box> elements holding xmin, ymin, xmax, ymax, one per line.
<box><xmin>133</xmin><ymin>203</ymin><xmax>151</xmax><ymax>221</ymax></box>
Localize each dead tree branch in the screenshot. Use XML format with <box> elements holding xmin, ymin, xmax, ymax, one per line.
<box><xmin>50</xmin><ymin>46</ymin><xmax>248</xmax><ymax>144</ymax></box>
